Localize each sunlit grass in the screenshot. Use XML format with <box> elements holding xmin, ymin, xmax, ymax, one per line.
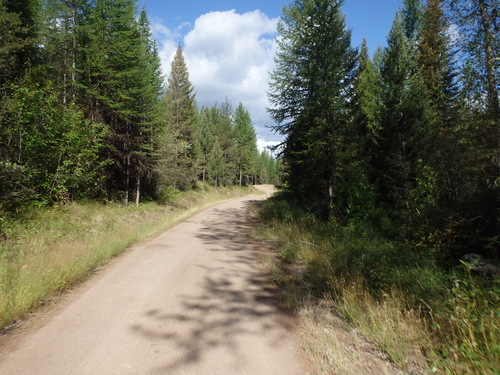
<box><xmin>253</xmin><ymin>192</ymin><xmax>500</xmax><ymax>374</ymax></box>
<box><xmin>0</xmin><ymin>185</ymin><xmax>256</xmax><ymax>330</ymax></box>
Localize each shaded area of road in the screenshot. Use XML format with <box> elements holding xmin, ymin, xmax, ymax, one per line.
<box><xmin>0</xmin><ymin>187</ymin><xmax>305</xmax><ymax>374</ymax></box>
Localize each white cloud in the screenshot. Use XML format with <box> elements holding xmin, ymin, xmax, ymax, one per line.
<box><xmin>257</xmin><ymin>139</ymin><xmax>281</xmax><ymax>154</ymax></box>
<box><xmin>153</xmin><ymin>10</ymin><xmax>282</xmax><ymax>144</ymax></box>
<box><xmin>184</xmin><ymin>10</ymin><xmax>278</xmax><ymax>122</ymax></box>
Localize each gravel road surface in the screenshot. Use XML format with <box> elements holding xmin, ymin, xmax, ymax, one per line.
<box><xmin>0</xmin><ymin>186</ymin><xmax>306</xmax><ymax>374</ymax></box>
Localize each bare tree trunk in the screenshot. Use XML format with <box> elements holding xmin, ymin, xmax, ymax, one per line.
<box><xmin>239</xmin><ymin>166</ymin><xmax>242</xmax><ymax>187</ymax></box>
<box><xmin>135</xmin><ymin>176</ymin><xmax>140</xmax><ymax>206</ymax></box>
<box><xmin>63</xmin><ymin>27</ymin><xmax>68</xmax><ymax>105</ymax></box>
<box><xmin>71</xmin><ymin>0</ymin><xmax>77</xmax><ymax>100</ymax></box>
<box><xmin>124</xmin><ymin>155</ymin><xmax>130</xmax><ymax>206</ymax></box>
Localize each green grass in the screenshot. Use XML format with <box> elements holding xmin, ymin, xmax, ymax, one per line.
<box><xmin>0</xmin><ymin>185</ymin><xmax>257</xmax><ymax>330</ymax></box>
<box><xmin>252</xmin><ymin>192</ymin><xmax>500</xmax><ymax>374</ymax></box>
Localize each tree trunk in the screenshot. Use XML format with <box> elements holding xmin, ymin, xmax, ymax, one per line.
<box><xmin>477</xmin><ymin>0</ymin><xmax>500</xmax><ymax>120</ymax></box>
<box><xmin>71</xmin><ymin>0</ymin><xmax>77</xmax><ymax>100</ymax></box>
<box><xmin>239</xmin><ymin>166</ymin><xmax>242</xmax><ymax>187</ymax></box>
<box><xmin>135</xmin><ymin>176</ymin><xmax>140</xmax><ymax>206</ymax></box>
<box><xmin>63</xmin><ymin>25</ymin><xmax>68</xmax><ymax>105</ymax></box>
<box><xmin>124</xmin><ymin>155</ymin><xmax>130</xmax><ymax>206</ymax></box>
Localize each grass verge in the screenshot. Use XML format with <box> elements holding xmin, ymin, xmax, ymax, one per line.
<box><xmin>0</xmin><ymin>185</ymin><xmax>257</xmax><ymax>331</ymax></box>
<box><xmin>251</xmin><ymin>191</ymin><xmax>499</xmax><ymax>375</ymax></box>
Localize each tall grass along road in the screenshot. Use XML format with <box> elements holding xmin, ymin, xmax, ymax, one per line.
<box><xmin>0</xmin><ymin>186</ymin><xmax>305</xmax><ymax>374</ymax></box>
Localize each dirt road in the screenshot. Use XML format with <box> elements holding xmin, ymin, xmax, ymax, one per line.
<box><xmin>0</xmin><ymin>186</ymin><xmax>306</xmax><ymax>374</ymax></box>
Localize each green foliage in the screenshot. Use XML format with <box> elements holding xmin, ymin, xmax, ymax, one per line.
<box><xmin>0</xmin><ymin>68</ymin><xmax>107</xmax><ymax>207</ymax></box>
<box><xmin>0</xmin><ymin>0</ymin><xmax>33</xmax><ymax>88</ymax></box>
<box><xmin>159</xmin><ymin>45</ymin><xmax>198</xmax><ymax>190</ymax></box>
<box><xmin>233</xmin><ymin>103</ymin><xmax>258</xmax><ymax>186</ymax></box>
<box><xmin>268</xmin><ymin>0</ymin><xmax>358</xmax><ymax>219</ymax></box>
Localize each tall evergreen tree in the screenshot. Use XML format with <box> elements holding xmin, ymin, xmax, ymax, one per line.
<box><xmin>159</xmin><ymin>45</ymin><xmax>198</xmax><ymax>189</ymax></box>
<box><xmin>349</xmin><ymin>40</ymin><xmax>383</xmax><ymax>219</ymax></box>
<box><xmin>448</xmin><ymin>0</ymin><xmax>499</xmax><ymax>120</ymax></box>
<box><xmin>402</xmin><ymin>0</ymin><xmax>424</xmax><ymax>42</ymax></box>
<box><xmin>418</xmin><ymin>0</ymin><xmax>456</xmax><ymax>126</ymax></box>
<box><xmin>80</xmin><ymin>0</ymin><xmax>157</xmax><ymax>205</ymax></box>
<box><xmin>374</xmin><ymin>8</ymin><xmax>430</xmax><ymax>218</ymax></box>
<box><xmin>446</xmin><ymin>0</ymin><xmax>499</xmax><ymax>253</ymax></box>
<box><xmin>415</xmin><ymin>0</ymin><xmax>459</xmax><ymax>221</ymax></box>
<box><xmin>164</xmin><ymin>45</ymin><xmax>197</xmax><ymax>144</ymax></box>
<box><xmin>211</xmin><ymin>99</ymin><xmax>236</xmax><ymax>186</ymax></box>
<box><xmin>233</xmin><ymin>103</ymin><xmax>257</xmax><ymax>187</ymax></box>
<box><xmin>268</xmin><ymin>0</ymin><xmax>358</xmax><ymax>218</ymax></box>
<box><xmin>133</xmin><ymin>7</ymin><xmax>164</xmax><ymax>203</ymax></box>
<box><xmin>39</xmin><ymin>0</ymin><xmax>82</xmax><ymax>104</ymax></box>
<box><xmin>194</xmin><ymin>106</ymin><xmax>214</xmax><ymax>182</ymax></box>
<box><xmin>0</xmin><ymin>0</ymin><xmax>35</xmax><ymax>90</ymax></box>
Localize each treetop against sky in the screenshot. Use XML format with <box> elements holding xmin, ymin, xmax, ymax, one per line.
<box><xmin>139</xmin><ymin>0</ymin><xmax>405</xmax><ymax>149</ymax></box>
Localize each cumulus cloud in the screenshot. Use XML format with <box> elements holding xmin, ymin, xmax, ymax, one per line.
<box><xmin>152</xmin><ymin>10</ymin><xmax>282</xmax><ymax>144</ymax></box>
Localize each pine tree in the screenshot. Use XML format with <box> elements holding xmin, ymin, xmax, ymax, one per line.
<box><xmin>268</xmin><ymin>0</ymin><xmax>357</xmax><ymax>218</ymax></box>
<box><xmin>416</xmin><ymin>0</ymin><xmax>458</xmax><ymax>218</ymax></box>
<box><xmin>79</xmin><ymin>0</ymin><xmax>158</xmax><ymax>205</ymax></box>
<box><xmin>418</xmin><ymin>0</ymin><xmax>456</xmax><ymax>127</ymax></box>
<box><xmin>134</xmin><ymin>7</ymin><xmax>165</xmax><ymax>203</ymax></box>
<box><xmin>194</xmin><ymin>106</ymin><xmax>214</xmax><ymax>182</ymax></box>
<box><xmin>210</xmin><ymin>99</ymin><xmax>236</xmax><ymax>186</ymax></box>
<box><xmin>233</xmin><ymin>103</ymin><xmax>257</xmax><ymax>187</ymax></box>
<box><xmin>448</xmin><ymin>0</ymin><xmax>499</xmax><ymax>120</ymax></box>
<box><xmin>402</xmin><ymin>0</ymin><xmax>424</xmax><ymax>42</ymax></box>
<box><xmin>0</xmin><ymin>0</ymin><xmax>34</xmax><ymax>91</ymax></box>
<box><xmin>348</xmin><ymin>40</ymin><xmax>383</xmax><ymax>220</ymax></box>
<box><xmin>160</xmin><ymin>45</ymin><xmax>198</xmax><ymax>189</ymax></box>
<box><xmin>374</xmin><ymin>8</ymin><xmax>430</xmax><ymax>216</ymax></box>
<box><xmin>446</xmin><ymin>0</ymin><xmax>499</xmax><ymax>253</ymax></box>
<box><xmin>39</xmin><ymin>0</ymin><xmax>82</xmax><ymax>104</ymax></box>
<box><xmin>164</xmin><ymin>45</ymin><xmax>197</xmax><ymax>143</ymax></box>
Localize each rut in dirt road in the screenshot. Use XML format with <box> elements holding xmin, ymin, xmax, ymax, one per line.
<box><xmin>0</xmin><ymin>188</ymin><xmax>306</xmax><ymax>375</ymax></box>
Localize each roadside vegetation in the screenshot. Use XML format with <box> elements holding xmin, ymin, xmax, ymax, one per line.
<box><xmin>254</xmin><ymin>192</ymin><xmax>499</xmax><ymax>374</ymax></box>
<box><xmin>0</xmin><ymin>185</ymin><xmax>257</xmax><ymax>331</ymax></box>
<box><xmin>262</xmin><ymin>0</ymin><xmax>499</xmax><ymax>373</ymax></box>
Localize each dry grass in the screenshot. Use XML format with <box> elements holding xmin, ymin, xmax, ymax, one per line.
<box><xmin>299</xmin><ymin>298</ymin><xmax>405</xmax><ymax>375</ymax></box>
<box><xmin>334</xmin><ymin>282</ymin><xmax>431</xmax><ymax>374</ymax></box>
<box><xmin>0</xmin><ymin>186</ymin><xmax>256</xmax><ymax>330</ymax></box>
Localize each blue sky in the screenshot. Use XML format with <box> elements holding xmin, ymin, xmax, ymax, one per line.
<box><xmin>138</xmin><ymin>0</ymin><xmax>404</xmax><ymax>150</ymax></box>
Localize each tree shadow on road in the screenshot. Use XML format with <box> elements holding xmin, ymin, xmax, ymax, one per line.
<box><xmin>129</xmin><ymin>199</ymin><xmax>297</xmax><ymax>374</ymax></box>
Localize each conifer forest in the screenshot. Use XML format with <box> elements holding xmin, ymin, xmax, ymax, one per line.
<box><xmin>0</xmin><ymin>0</ymin><xmax>499</xmax><ymax>371</ymax></box>
<box><xmin>0</xmin><ymin>0</ymin><xmax>280</xmax><ymax>212</ymax></box>
<box><xmin>269</xmin><ymin>0</ymin><xmax>498</xmax><ymax>263</ymax></box>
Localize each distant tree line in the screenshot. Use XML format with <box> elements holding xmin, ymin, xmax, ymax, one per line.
<box><xmin>269</xmin><ymin>0</ymin><xmax>498</xmax><ymax>262</ymax></box>
<box><xmin>0</xmin><ymin>0</ymin><xmax>281</xmax><ymax>214</ymax></box>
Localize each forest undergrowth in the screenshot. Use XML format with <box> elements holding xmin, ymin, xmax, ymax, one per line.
<box><xmin>253</xmin><ymin>192</ymin><xmax>499</xmax><ymax>375</ymax></box>
<box><xmin>0</xmin><ymin>184</ymin><xmax>258</xmax><ymax>332</ymax></box>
